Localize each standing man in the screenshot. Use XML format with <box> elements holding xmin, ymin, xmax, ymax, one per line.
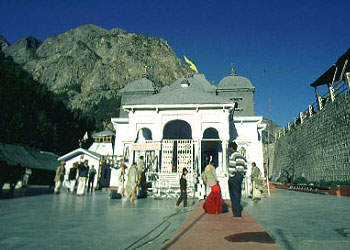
<box><xmin>87</xmin><ymin>165</ymin><xmax>97</xmax><ymax>193</ymax></box>
<box><xmin>116</xmin><ymin>160</ymin><xmax>126</xmax><ymax>195</ymax></box>
<box><xmin>54</xmin><ymin>161</ymin><xmax>66</xmax><ymax>194</ymax></box>
<box><xmin>228</xmin><ymin>142</ymin><xmax>247</xmax><ymax>218</ymax></box>
<box><xmin>136</xmin><ymin>156</ymin><xmax>145</xmax><ymax>192</ymax></box>
<box><xmin>250</xmin><ymin>162</ymin><xmax>263</xmax><ymax>204</ymax></box>
<box><xmin>77</xmin><ymin>160</ymin><xmax>89</xmax><ymax>196</ymax></box>
<box><xmin>22</xmin><ymin>167</ymin><xmax>32</xmax><ymax>187</ymax></box>
<box><xmin>68</xmin><ymin>162</ymin><xmax>78</xmax><ymax>194</ymax></box>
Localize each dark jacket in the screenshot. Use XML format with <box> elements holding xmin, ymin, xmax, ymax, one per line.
<box><xmin>78</xmin><ymin>163</ymin><xmax>89</xmax><ymax>178</ymax></box>
<box><xmin>68</xmin><ymin>168</ymin><xmax>77</xmax><ymax>181</ymax></box>
<box><xmin>180</xmin><ymin>175</ymin><xmax>187</xmax><ymax>192</ymax></box>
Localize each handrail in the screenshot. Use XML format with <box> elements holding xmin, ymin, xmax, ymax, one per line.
<box><xmin>277</xmin><ymin>80</ymin><xmax>349</xmax><ymax>138</ymax></box>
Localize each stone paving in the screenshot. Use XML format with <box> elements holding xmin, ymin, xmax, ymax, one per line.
<box><xmin>243</xmin><ymin>189</ymin><xmax>350</xmax><ymax>250</ymax></box>
<box><xmin>0</xmin><ymin>188</ymin><xmax>349</xmax><ymax>250</ymax></box>
<box><xmin>0</xmin><ymin>190</ymin><xmax>194</xmax><ymax>250</ymax></box>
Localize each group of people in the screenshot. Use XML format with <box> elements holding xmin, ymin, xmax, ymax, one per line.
<box><xmin>54</xmin><ymin>159</ymin><xmax>97</xmax><ymax>196</ymax></box>
<box><xmin>176</xmin><ymin>141</ymin><xmax>264</xmax><ymax>217</ymax></box>
<box><xmin>54</xmin><ymin>142</ymin><xmax>263</xmax><ymax>217</ymax></box>
<box><xmin>114</xmin><ymin>156</ymin><xmax>146</xmax><ymax>201</ymax></box>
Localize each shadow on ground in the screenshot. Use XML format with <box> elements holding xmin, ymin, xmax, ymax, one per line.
<box><xmin>225</xmin><ymin>232</ymin><xmax>275</xmax><ymax>244</ymax></box>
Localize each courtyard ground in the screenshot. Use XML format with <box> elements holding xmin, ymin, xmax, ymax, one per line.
<box><xmin>0</xmin><ymin>188</ymin><xmax>349</xmax><ymax>250</ymax></box>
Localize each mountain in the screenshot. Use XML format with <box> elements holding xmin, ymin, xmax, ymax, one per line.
<box><xmin>0</xmin><ymin>52</ymin><xmax>94</xmax><ymax>155</ymax></box>
<box><xmin>0</xmin><ymin>35</ymin><xmax>10</xmax><ymax>50</ymax></box>
<box><xmin>2</xmin><ymin>25</ymin><xmax>187</xmax><ymax>127</ymax></box>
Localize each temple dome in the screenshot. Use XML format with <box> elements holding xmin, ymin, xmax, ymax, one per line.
<box><xmin>121</xmin><ymin>74</ymin><xmax>156</xmax><ymax>93</ymax></box>
<box><xmin>218</xmin><ymin>71</ymin><xmax>255</xmax><ymax>90</ymax></box>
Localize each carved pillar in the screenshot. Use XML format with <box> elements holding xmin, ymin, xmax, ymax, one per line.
<box><xmin>329</xmin><ymin>86</ymin><xmax>335</xmax><ymax>102</ymax></box>
<box><xmin>308</xmin><ymin>105</ymin><xmax>314</xmax><ymax>117</ymax></box>
<box><xmin>299</xmin><ymin>112</ymin><xmax>304</xmax><ymax>124</ymax></box>
<box><xmin>345</xmin><ymin>72</ymin><xmax>350</xmax><ymax>90</ymax></box>
<box><xmin>318</xmin><ymin>96</ymin><xmax>324</xmax><ymax>111</ymax></box>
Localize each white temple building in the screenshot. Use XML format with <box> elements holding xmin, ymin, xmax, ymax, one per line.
<box><xmin>111</xmin><ymin>69</ymin><xmax>266</xmax><ymax>199</ymax></box>
<box><xmin>58</xmin><ymin>129</ymin><xmax>115</xmax><ymax>189</ymax></box>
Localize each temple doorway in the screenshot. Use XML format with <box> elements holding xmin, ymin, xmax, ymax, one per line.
<box><xmin>161</xmin><ymin>120</ymin><xmax>193</xmax><ymax>173</ymax></box>
<box><xmin>201</xmin><ymin>128</ymin><xmax>221</xmax><ymax>172</ymax></box>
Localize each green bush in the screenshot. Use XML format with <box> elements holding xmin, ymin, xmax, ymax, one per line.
<box><xmin>293</xmin><ymin>176</ymin><xmax>308</xmax><ymax>184</ymax></box>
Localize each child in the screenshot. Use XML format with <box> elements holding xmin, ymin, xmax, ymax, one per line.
<box><xmin>176</xmin><ymin>168</ymin><xmax>189</xmax><ymax>208</ymax></box>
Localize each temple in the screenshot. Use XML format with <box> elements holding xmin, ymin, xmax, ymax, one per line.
<box><xmin>111</xmin><ymin>68</ymin><xmax>266</xmax><ymax>199</ymax></box>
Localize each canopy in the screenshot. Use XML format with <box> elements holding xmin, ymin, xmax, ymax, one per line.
<box><xmin>0</xmin><ymin>143</ymin><xmax>59</xmax><ymax>170</ymax></box>
<box><xmin>310</xmin><ymin>48</ymin><xmax>350</xmax><ymax>88</ymax></box>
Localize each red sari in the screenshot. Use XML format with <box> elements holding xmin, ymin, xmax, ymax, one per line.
<box><xmin>203</xmin><ymin>184</ymin><xmax>223</xmax><ymax>214</ymax></box>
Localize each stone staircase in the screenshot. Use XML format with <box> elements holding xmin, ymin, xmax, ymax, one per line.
<box><xmin>146</xmin><ymin>172</ymin><xmax>197</xmax><ymax>198</ymax></box>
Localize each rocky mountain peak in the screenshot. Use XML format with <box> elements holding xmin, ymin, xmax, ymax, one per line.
<box><xmin>0</xmin><ymin>35</ymin><xmax>10</xmax><ymax>50</ymax></box>
<box><xmin>3</xmin><ymin>36</ymin><xmax>42</xmax><ymax>65</ymax></box>
<box><xmin>3</xmin><ymin>24</ymin><xmax>187</xmax><ymax>126</ymax></box>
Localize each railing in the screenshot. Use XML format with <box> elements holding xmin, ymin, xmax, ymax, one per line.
<box><xmin>276</xmin><ymin>80</ymin><xmax>349</xmax><ymax>138</ymax></box>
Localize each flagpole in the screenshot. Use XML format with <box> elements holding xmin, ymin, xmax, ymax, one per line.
<box><xmin>266</xmin><ymin>97</ymin><xmax>272</xmax><ymax>197</ymax></box>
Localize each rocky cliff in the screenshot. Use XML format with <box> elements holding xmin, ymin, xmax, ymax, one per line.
<box><xmin>2</xmin><ymin>25</ymin><xmax>186</xmax><ymax>125</ymax></box>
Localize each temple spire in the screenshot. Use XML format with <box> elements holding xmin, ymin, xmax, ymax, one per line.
<box><xmin>142</xmin><ymin>65</ymin><xmax>149</xmax><ymax>79</ymax></box>
<box><xmin>230</xmin><ymin>62</ymin><xmax>238</xmax><ymax>76</ymax></box>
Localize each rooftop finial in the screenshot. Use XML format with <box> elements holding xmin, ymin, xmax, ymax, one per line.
<box><xmin>142</xmin><ymin>65</ymin><xmax>149</xmax><ymax>79</ymax></box>
<box><xmin>230</xmin><ymin>62</ymin><xmax>237</xmax><ymax>76</ymax></box>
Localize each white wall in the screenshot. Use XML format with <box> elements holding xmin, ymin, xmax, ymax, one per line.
<box><xmin>111</xmin><ymin>110</ymin><xmax>265</xmax><ymax>199</ymax></box>
<box><xmin>89</xmin><ymin>143</ymin><xmax>114</xmax><ymax>156</ymax></box>
<box><xmin>63</xmin><ymin>154</ymin><xmax>100</xmax><ymax>188</ymax></box>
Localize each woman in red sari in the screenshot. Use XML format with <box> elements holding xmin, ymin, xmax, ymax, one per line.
<box><xmin>203</xmin><ymin>183</ymin><xmax>223</xmax><ymax>214</ymax></box>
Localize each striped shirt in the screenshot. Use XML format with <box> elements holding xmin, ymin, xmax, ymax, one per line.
<box><xmin>228</xmin><ymin>151</ymin><xmax>247</xmax><ymax>177</ymax></box>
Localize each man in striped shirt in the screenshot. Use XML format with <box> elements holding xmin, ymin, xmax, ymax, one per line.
<box><xmin>228</xmin><ymin>141</ymin><xmax>247</xmax><ymax>218</ymax></box>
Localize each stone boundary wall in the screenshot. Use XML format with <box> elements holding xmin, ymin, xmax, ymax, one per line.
<box><xmin>263</xmin><ymin>143</ymin><xmax>275</xmax><ymax>178</ymax></box>
<box><xmin>273</xmin><ymin>91</ymin><xmax>350</xmax><ymax>182</ymax></box>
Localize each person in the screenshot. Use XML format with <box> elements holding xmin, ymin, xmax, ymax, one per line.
<box><xmin>228</xmin><ymin>141</ymin><xmax>247</xmax><ymax>218</ymax></box>
<box><xmin>116</xmin><ymin>160</ymin><xmax>126</xmax><ymax>195</ymax></box>
<box><xmin>250</xmin><ymin>162</ymin><xmax>263</xmax><ymax>204</ymax></box>
<box><xmin>22</xmin><ymin>167</ymin><xmax>32</xmax><ymax>187</ymax></box>
<box><xmin>203</xmin><ymin>183</ymin><xmax>223</xmax><ymax>214</ymax></box>
<box><xmin>124</xmin><ymin>162</ymin><xmax>138</xmax><ymax>201</ymax></box>
<box><xmin>176</xmin><ymin>168</ymin><xmax>189</xmax><ymax>208</ymax></box>
<box><xmin>136</xmin><ymin>156</ymin><xmax>145</xmax><ymax>192</ymax></box>
<box><xmin>77</xmin><ymin>160</ymin><xmax>89</xmax><ymax>196</ymax></box>
<box><xmin>54</xmin><ymin>161</ymin><xmax>66</xmax><ymax>194</ymax></box>
<box><xmin>201</xmin><ymin>160</ymin><xmax>217</xmax><ymax>198</ymax></box>
<box><xmin>87</xmin><ymin>165</ymin><xmax>97</xmax><ymax>192</ymax></box>
<box><xmin>68</xmin><ymin>162</ymin><xmax>78</xmax><ymax>194</ymax></box>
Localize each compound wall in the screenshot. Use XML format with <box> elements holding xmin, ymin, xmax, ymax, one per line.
<box><xmin>273</xmin><ymin>91</ymin><xmax>350</xmax><ymax>182</ymax></box>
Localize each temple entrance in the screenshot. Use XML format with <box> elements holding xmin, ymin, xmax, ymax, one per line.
<box><xmin>201</xmin><ymin>128</ymin><xmax>221</xmax><ymax>173</ymax></box>
<box><xmin>161</xmin><ymin>120</ymin><xmax>193</xmax><ymax>173</ymax></box>
<box><xmin>161</xmin><ymin>139</ymin><xmax>193</xmax><ymax>173</ymax></box>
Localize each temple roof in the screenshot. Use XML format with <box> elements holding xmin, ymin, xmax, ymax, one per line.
<box><xmin>121</xmin><ymin>74</ymin><xmax>156</xmax><ymax>93</ymax></box>
<box><xmin>125</xmin><ymin>73</ymin><xmax>233</xmax><ymax>105</ymax></box>
<box><xmin>217</xmin><ymin>71</ymin><xmax>255</xmax><ymax>90</ymax></box>
<box><xmin>92</xmin><ymin>129</ymin><xmax>115</xmax><ymax>138</ymax></box>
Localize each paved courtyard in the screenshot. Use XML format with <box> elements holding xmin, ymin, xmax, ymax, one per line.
<box><xmin>0</xmin><ymin>188</ymin><xmax>349</xmax><ymax>250</ymax></box>
<box><xmin>0</xmin><ymin>191</ymin><xmax>194</xmax><ymax>250</ymax></box>
<box><xmin>243</xmin><ymin>189</ymin><xmax>350</xmax><ymax>250</ymax></box>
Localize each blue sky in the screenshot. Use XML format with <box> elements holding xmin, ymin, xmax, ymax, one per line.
<box><xmin>1</xmin><ymin>0</ymin><xmax>350</xmax><ymax>126</ymax></box>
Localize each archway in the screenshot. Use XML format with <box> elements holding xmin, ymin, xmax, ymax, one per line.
<box><xmin>134</xmin><ymin>128</ymin><xmax>153</xmax><ymax>171</ymax></box>
<box><xmin>201</xmin><ymin>127</ymin><xmax>221</xmax><ymax>173</ymax></box>
<box><xmin>162</xmin><ymin>120</ymin><xmax>193</xmax><ymax>173</ymax></box>
<box><xmin>135</xmin><ymin>127</ymin><xmax>152</xmax><ymax>142</ymax></box>
<box><xmin>163</xmin><ymin>120</ymin><xmax>192</xmax><ymax>139</ymax></box>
